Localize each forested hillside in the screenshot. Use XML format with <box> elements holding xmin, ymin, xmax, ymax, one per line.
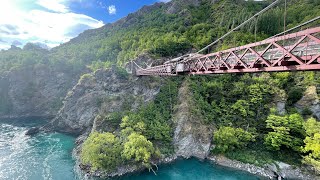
<box><xmin>0</xmin><ymin>0</ymin><xmax>320</xmax><ymax>177</ymax></box>
<box><xmin>1</xmin><ymin>0</ymin><xmax>319</xmax><ymax>74</ymax></box>
<box><xmin>77</xmin><ymin>0</ymin><xmax>320</xmax><ymax>176</ymax></box>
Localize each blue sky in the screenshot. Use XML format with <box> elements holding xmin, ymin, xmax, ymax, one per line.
<box><xmin>0</xmin><ymin>0</ymin><xmax>170</xmax><ymax>50</ymax></box>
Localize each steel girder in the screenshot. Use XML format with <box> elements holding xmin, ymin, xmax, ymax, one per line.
<box><xmin>136</xmin><ymin>27</ymin><xmax>320</xmax><ymax>76</ymax></box>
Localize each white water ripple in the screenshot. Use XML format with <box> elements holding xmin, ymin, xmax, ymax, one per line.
<box><xmin>0</xmin><ymin>120</ymin><xmax>76</xmax><ymax>180</ymax></box>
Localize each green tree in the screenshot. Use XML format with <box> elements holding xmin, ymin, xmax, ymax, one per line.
<box><xmin>87</xmin><ymin>60</ymin><xmax>112</xmax><ymax>72</ymax></box>
<box><xmin>122</xmin><ymin>133</ymin><xmax>155</xmax><ymax>168</ymax></box>
<box><xmin>265</xmin><ymin>126</ymin><xmax>292</xmax><ymax>151</ymax></box>
<box><xmin>264</xmin><ymin>113</ymin><xmax>304</xmax><ymax>151</ymax></box>
<box><xmin>302</xmin><ymin>118</ymin><xmax>320</xmax><ymax>174</ymax></box>
<box><xmin>120</xmin><ymin>115</ymin><xmax>146</xmax><ymax>135</ymax></box>
<box><xmin>304</xmin><ymin>117</ymin><xmax>320</xmax><ymax>136</ymax></box>
<box><xmin>213</xmin><ymin>126</ymin><xmax>256</xmax><ymax>153</ymax></box>
<box><xmin>81</xmin><ymin>132</ymin><xmax>123</xmax><ymax>172</ymax></box>
<box><xmin>231</xmin><ymin>99</ymin><xmax>254</xmax><ymax>117</ymax></box>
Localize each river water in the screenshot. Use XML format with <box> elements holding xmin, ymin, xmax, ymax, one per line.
<box><xmin>0</xmin><ymin>118</ymin><xmax>261</xmax><ymax>180</ymax></box>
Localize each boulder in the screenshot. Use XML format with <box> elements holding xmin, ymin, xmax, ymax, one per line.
<box><xmin>25</xmin><ymin>127</ymin><xmax>40</xmax><ymax>136</ymax></box>
<box><xmin>270</xmin><ymin>161</ymin><xmax>317</xmax><ymax>180</ymax></box>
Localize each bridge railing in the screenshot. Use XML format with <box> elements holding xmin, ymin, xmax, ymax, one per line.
<box><xmin>136</xmin><ymin>64</ymin><xmax>177</xmax><ymax>76</ymax></box>
<box><xmin>136</xmin><ymin>27</ymin><xmax>320</xmax><ymax>76</ymax></box>
<box><xmin>183</xmin><ymin>27</ymin><xmax>320</xmax><ymax>74</ymax></box>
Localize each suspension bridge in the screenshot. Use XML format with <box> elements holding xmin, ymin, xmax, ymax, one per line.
<box><xmin>134</xmin><ymin>0</ymin><xmax>320</xmax><ymax>76</ymax></box>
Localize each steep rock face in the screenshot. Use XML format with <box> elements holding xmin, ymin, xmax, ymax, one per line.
<box><xmin>50</xmin><ymin>66</ymin><xmax>161</xmax><ymax>135</ymax></box>
<box><xmin>295</xmin><ymin>86</ymin><xmax>320</xmax><ymax>119</ymax></box>
<box><xmin>274</xmin><ymin>89</ymin><xmax>287</xmax><ymax>115</ymax></box>
<box><xmin>173</xmin><ymin>81</ymin><xmax>213</xmax><ymax>159</ymax></box>
<box><xmin>0</xmin><ymin>65</ymin><xmax>76</xmax><ymax>119</ymax></box>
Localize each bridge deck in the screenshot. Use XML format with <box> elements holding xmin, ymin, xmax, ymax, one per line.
<box><xmin>136</xmin><ymin>27</ymin><xmax>320</xmax><ymax>76</ymax></box>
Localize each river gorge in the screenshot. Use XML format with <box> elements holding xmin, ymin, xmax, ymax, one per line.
<box><xmin>0</xmin><ymin>118</ymin><xmax>261</xmax><ymax>180</ymax></box>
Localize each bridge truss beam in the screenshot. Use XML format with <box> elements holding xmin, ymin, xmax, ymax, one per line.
<box><xmin>136</xmin><ymin>27</ymin><xmax>320</xmax><ymax>76</ymax></box>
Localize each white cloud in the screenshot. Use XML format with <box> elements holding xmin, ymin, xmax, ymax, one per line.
<box><xmin>0</xmin><ymin>0</ymin><xmax>104</xmax><ymax>50</ymax></box>
<box><xmin>24</xmin><ymin>10</ymin><xmax>103</xmax><ymax>41</ymax></box>
<box><xmin>37</xmin><ymin>0</ymin><xmax>69</xmax><ymax>13</ymax></box>
<box><xmin>108</xmin><ymin>5</ymin><xmax>116</xmax><ymax>15</ymax></box>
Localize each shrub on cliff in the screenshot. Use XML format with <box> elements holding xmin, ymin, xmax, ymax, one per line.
<box><xmin>122</xmin><ymin>132</ymin><xmax>157</xmax><ymax>168</ymax></box>
<box><xmin>302</xmin><ymin>118</ymin><xmax>320</xmax><ymax>174</ymax></box>
<box><xmin>213</xmin><ymin>126</ymin><xmax>256</xmax><ymax>153</ymax></box>
<box><xmin>79</xmin><ymin>73</ymin><xmax>94</xmax><ymax>83</ymax></box>
<box><xmin>264</xmin><ymin>113</ymin><xmax>305</xmax><ymax>151</ymax></box>
<box><xmin>81</xmin><ymin>132</ymin><xmax>123</xmax><ymax>172</ymax></box>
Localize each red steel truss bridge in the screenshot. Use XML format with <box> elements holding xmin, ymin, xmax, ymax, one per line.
<box><xmin>136</xmin><ymin>27</ymin><xmax>320</xmax><ymax>76</ymax></box>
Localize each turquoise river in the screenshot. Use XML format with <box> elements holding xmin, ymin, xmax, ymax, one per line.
<box><xmin>0</xmin><ymin>118</ymin><xmax>262</xmax><ymax>180</ymax></box>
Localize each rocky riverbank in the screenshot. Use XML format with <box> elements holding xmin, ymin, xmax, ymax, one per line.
<box><xmin>208</xmin><ymin>155</ymin><xmax>318</xmax><ymax>180</ymax></box>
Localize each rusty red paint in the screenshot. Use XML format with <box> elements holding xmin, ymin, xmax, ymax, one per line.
<box><xmin>136</xmin><ymin>27</ymin><xmax>320</xmax><ymax>76</ymax></box>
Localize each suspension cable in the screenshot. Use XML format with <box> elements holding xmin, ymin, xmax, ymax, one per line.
<box><xmin>162</xmin><ymin>1</ymin><xmax>319</xmax><ymax>66</ymax></box>
<box><xmin>284</xmin><ymin>0</ymin><xmax>287</xmax><ymax>33</ymax></box>
<box><xmin>254</xmin><ymin>17</ymin><xmax>258</xmax><ymax>42</ymax></box>
<box><xmin>282</xmin><ymin>0</ymin><xmax>287</xmax><ymax>53</ymax></box>
<box><xmin>196</xmin><ymin>0</ymin><xmax>281</xmax><ymax>54</ymax></box>
<box><xmin>163</xmin><ymin>0</ymin><xmax>281</xmax><ymax>65</ymax></box>
<box><xmin>132</xmin><ymin>60</ymin><xmax>144</xmax><ymax>70</ymax></box>
<box><xmin>268</xmin><ymin>16</ymin><xmax>320</xmax><ymax>39</ymax></box>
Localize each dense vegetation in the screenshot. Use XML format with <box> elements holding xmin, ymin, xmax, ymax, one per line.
<box><xmin>81</xmin><ymin>132</ymin><xmax>123</xmax><ymax>172</ymax></box>
<box><xmin>190</xmin><ymin>71</ymin><xmax>320</xmax><ymax>172</ymax></box>
<box><xmin>264</xmin><ymin>113</ymin><xmax>305</xmax><ymax>151</ymax></box>
<box><xmin>213</xmin><ymin>126</ymin><xmax>256</xmax><ymax>153</ymax></box>
<box><xmin>303</xmin><ymin>118</ymin><xmax>320</xmax><ymax>174</ymax></box>
<box><xmin>81</xmin><ymin>78</ymin><xmax>181</xmax><ymax>172</ymax></box>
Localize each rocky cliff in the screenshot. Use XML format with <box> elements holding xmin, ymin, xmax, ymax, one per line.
<box><xmin>296</xmin><ymin>86</ymin><xmax>320</xmax><ymax>119</ymax></box>
<box><xmin>0</xmin><ymin>65</ymin><xmax>77</xmax><ymax>119</ymax></box>
<box><xmin>173</xmin><ymin>80</ymin><xmax>213</xmax><ymax>159</ymax></box>
<box><xmin>49</xmin><ymin>65</ymin><xmax>162</xmax><ymax>135</ymax></box>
